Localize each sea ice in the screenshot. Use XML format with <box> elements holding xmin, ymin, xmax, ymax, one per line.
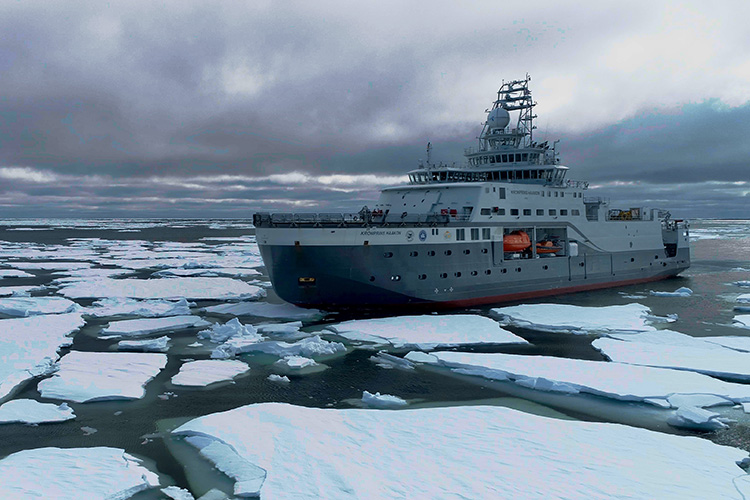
<box><xmin>118</xmin><ymin>336</ymin><xmax>170</xmax><ymax>352</ymax></box>
<box><xmin>37</xmin><ymin>351</ymin><xmax>167</xmax><ymax>402</ymax></box>
<box><xmin>161</xmin><ymin>486</ymin><xmax>196</xmax><ymax>500</ymax></box>
<box><xmin>667</xmin><ymin>406</ymin><xmax>728</xmax><ymax>431</ymax></box>
<box><xmin>0</xmin><ymin>399</ymin><xmax>75</xmax><ymax>424</ymax></box>
<box><xmin>172</xmin><ymin>360</ymin><xmax>249</xmax><ymax>387</ymax></box>
<box><xmin>361</xmin><ymin>391</ymin><xmax>408</xmax><ymax>409</ymax></box>
<box><xmin>704</xmin><ymin>336</ymin><xmax>750</xmax><ymax>352</ymax></box>
<box><xmin>154</xmin><ymin>267</ymin><xmax>261</xmax><ymax>278</ymax></box>
<box><xmin>274</xmin><ymin>356</ymin><xmax>319</xmax><ymax>371</ymax></box>
<box><xmin>172</xmin><ymin>402</ymin><xmax>750</xmax><ymax>499</ymax></box>
<box><xmin>735</xmin><ymin>281</ymin><xmax>750</xmax><ymax>288</ymax></box>
<box><xmin>369</xmin><ymin>352</ymin><xmax>415</xmax><ymax>370</ymax></box>
<box><xmin>204</xmin><ymin>301</ymin><xmax>325</xmax><ymax>321</ymax></box>
<box><xmin>0</xmin><ymin>296</ymin><xmax>80</xmax><ymax>317</ymax></box>
<box><xmin>0</xmin><ymin>312</ymin><xmax>85</xmax><ymax>401</ymax></box>
<box><xmin>650</xmin><ymin>287</ymin><xmax>693</xmax><ymax>297</ymax></box>
<box><xmin>734</xmin><ymin>315</ymin><xmax>750</xmax><ymax>329</ymax></box>
<box><xmin>59</xmin><ymin>277</ymin><xmax>265</xmax><ymax>300</ymax></box>
<box><xmin>593</xmin><ymin>330</ymin><xmax>750</xmax><ymax>381</ymax></box>
<box><xmin>0</xmin><ymin>447</ymin><xmax>160</xmax><ymax>499</ymax></box>
<box><xmin>326</xmin><ymin>315</ymin><xmax>527</xmax><ymax>350</ymax></box>
<box><xmin>230</xmin><ymin>335</ymin><xmax>346</xmax><ymax>358</ymax></box>
<box><xmin>0</xmin><ymin>270</ymin><xmax>33</xmax><ymax>278</ymax></box>
<box><xmin>198</xmin><ymin>318</ymin><xmax>259</xmax><ymax>343</ymax></box>
<box><xmin>0</xmin><ymin>285</ymin><xmax>45</xmax><ymax>297</ymax></box>
<box><xmin>404</xmin><ymin>351</ymin><xmax>750</xmax><ymax>417</ymax></box>
<box><xmin>490</xmin><ymin>303</ymin><xmax>656</xmax><ymax>334</ymax></box>
<box><xmin>7</xmin><ymin>261</ymin><xmax>92</xmax><ymax>270</ymax></box>
<box><xmin>267</xmin><ymin>374</ymin><xmax>290</xmax><ymax>384</ymax></box>
<box><xmin>738</xmin><ymin>294</ymin><xmax>750</xmax><ymax>303</ymax></box>
<box><xmin>101</xmin><ymin>315</ymin><xmax>210</xmax><ymax>339</ymax></box>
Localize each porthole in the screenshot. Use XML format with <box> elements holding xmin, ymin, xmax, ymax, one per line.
<box><xmin>463</xmin><ymin>249</ymin><xmax>471</xmax><ymax>255</ymax></box>
<box><xmin>516</xmin><ymin>267</ymin><xmax>521</xmax><ymax>272</ymax></box>
<box><xmin>654</xmin><ymin>255</ymin><xmax>659</xmax><ymax>260</ymax></box>
<box><xmin>454</xmin><ymin>272</ymin><xmax>462</xmax><ymax>278</ymax></box>
<box><xmin>369</xmin><ymin>276</ymin><xmax>375</xmax><ymax>282</ymax></box>
<box><xmin>384</xmin><ymin>252</ymin><xmax>394</xmax><ymax>258</ymax></box>
<box><xmin>410</xmin><ymin>251</ymin><xmax>419</xmax><ymax>257</ymax></box>
<box><xmin>485</xmin><ymin>269</ymin><xmax>492</xmax><ymax>275</ymax></box>
<box><xmin>481</xmin><ymin>248</ymin><xmax>488</xmax><ymax>254</ymax></box>
<box><xmin>630</xmin><ymin>257</ymin><xmax>635</xmax><ymax>262</ymax></box>
<box><xmin>501</xmin><ymin>268</ymin><xmax>507</xmax><ymax>274</ymax></box>
<box><xmin>543</xmin><ymin>265</ymin><xmax>548</xmax><ymax>270</ymax></box>
<box><xmin>440</xmin><ymin>273</ymin><xmax>448</xmax><ymax>279</ymax></box>
<box><xmin>391</xmin><ymin>275</ymin><xmax>401</xmax><ymax>281</ymax></box>
<box><xmin>470</xmin><ymin>271</ymin><xmax>478</xmax><ymax>276</ymax></box>
<box><xmin>444</xmin><ymin>250</ymin><xmax>452</xmax><ymax>256</ymax></box>
<box><xmin>418</xmin><ymin>274</ymin><xmax>427</xmax><ymax>280</ymax></box>
<box><xmin>428</xmin><ymin>250</ymin><xmax>436</xmax><ymax>256</ymax></box>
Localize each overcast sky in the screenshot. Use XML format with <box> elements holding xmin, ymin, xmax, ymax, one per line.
<box><xmin>1</xmin><ymin>1</ymin><xmax>748</xmax><ymax>219</ymax></box>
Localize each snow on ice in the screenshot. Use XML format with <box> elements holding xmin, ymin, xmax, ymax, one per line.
<box><xmin>593</xmin><ymin>330</ymin><xmax>750</xmax><ymax>381</ymax></box>
<box><xmin>83</xmin><ymin>297</ymin><xmax>192</xmax><ymax>318</ymax></box>
<box><xmin>0</xmin><ymin>285</ymin><xmax>45</xmax><ymax>297</ymax></box>
<box><xmin>172</xmin><ymin>402</ymin><xmax>750</xmax><ymax>499</ymax></box>
<box><xmin>204</xmin><ymin>301</ymin><xmax>325</xmax><ymax>321</ymax></box>
<box><xmin>0</xmin><ymin>270</ymin><xmax>33</xmax><ymax>278</ymax></box>
<box><xmin>650</xmin><ymin>287</ymin><xmax>693</xmax><ymax>297</ymax></box>
<box><xmin>117</xmin><ymin>336</ymin><xmax>170</xmax><ymax>352</ymax></box>
<box><xmin>227</xmin><ymin>335</ymin><xmax>346</xmax><ymax>359</ymax></box>
<box><xmin>100</xmin><ymin>315</ymin><xmax>210</xmax><ymax>339</ymax></box>
<box><xmin>37</xmin><ymin>351</ymin><xmax>167</xmax><ymax>402</ymax></box>
<box><xmin>172</xmin><ymin>360</ymin><xmax>250</xmax><ymax>387</ymax></box>
<box><xmin>734</xmin><ymin>315</ymin><xmax>750</xmax><ymax>329</ymax></box>
<box><xmin>0</xmin><ymin>312</ymin><xmax>85</xmax><ymax>402</ymax></box>
<box><xmin>0</xmin><ymin>447</ymin><xmax>160</xmax><ymax>499</ymax></box>
<box><xmin>0</xmin><ymin>399</ymin><xmax>75</xmax><ymax>424</ymax></box>
<box><xmin>59</xmin><ymin>277</ymin><xmax>265</xmax><ymax>301</ymax></box>
<box><xmin>361</xmin><ymin>391</ymin><xmax>408</xmax><ymax>409</ymax></box>
<box><xmin>326</xmin><ymin>315</ymin><xmax>527</xmax><ymax>350</ymax></box>
<box><xmin>0</xmin><ymin>296</ymin><xmax>80</xmax><ymax>317</ymax></box>
<box><xmin>267</xmin><ymin>374</ymin><xmax>290</xmax><ymax>384</ymax></box>
<box><xmin>490</xmin><ymin>303</ymin><xmax>658</xmax><ymax>334</ymax></box>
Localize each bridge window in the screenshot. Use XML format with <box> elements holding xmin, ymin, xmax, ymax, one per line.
<box><xmin>482</xmin><ymin>228</ymin><xmax>491</xmax><ymax>239</ymax></box>
<box><xmin>536</xmin><ymin>209</ymin><xmax>544</xmax><ymax>216</ymax></box>
<box><xmin>560</xmin><ymin>209</ymin><xmax>568</xmax><ymax>216</ymax></box>
<box><xmin>480</xmin><ymin>208</ymin><xmax>491</xmax><ymax>215</ymax></box>
<box><xmin>549</xmin><ymin>209</ymin><xmax>557</xmax><ymax>216</ymax></box>
<box><xmin>572</xmin><ymin>209</ymin><xmax>580</xmax><ymax>216</ymax></box>
<box><xmin>471</xmin><ymin>228</ymin><xmax>479</xmax><ymax>240</ymax></box>
<box><xmin>456</xmin><ymin>229</ymin><xmax>465</xmax><ymax>241</ymax></box>
<box><xmin>511</xmin><ymin>209</ymin><xmax>519</xmax><ymax>216</ymax></box>
<box><xmin>523</xmin><ymin>209</ymin><xmax>532</xmax><ymax>216</ymax></box>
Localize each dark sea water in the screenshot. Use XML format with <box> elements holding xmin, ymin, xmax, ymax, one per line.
<box><xmin>0</xmin><ymin>218</ymin><xmax>749</xmax><ymax>498</ymax></box>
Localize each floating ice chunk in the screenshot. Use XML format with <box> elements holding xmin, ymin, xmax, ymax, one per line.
<box><xmin>101</xmin><ymin>315</ymin><xmax>210</xmax><ymax>339</ymax></box>
<box><xmin>172</xmin><ymin>402</ymin><xmax>750</xmax><ymax>499</ymax></box>
<box><xmin>84</xmin><ymin>297</ymin><xmax>192</xmax><ymax>318</ymax></box>
<box><xmin>406</xmin><ymin>351</ymin><xmax>750</xmax><ymax>408</ymax></box>
<box><xmin>118</xmin><ymin>336</ymin><xmax>170</xmax><ymax>352</ymax></box>
<box><xmin>161</xmin><ymin>485</ymin><xmax>196</xmax><ymax>500</ymax></box>
<box><xmin>267</xmin><ymin>374</ymin><xmax>290</xmax><ymax>384</ymax></box>
<box><xmin>234</xmin><ymin>335</ymin><xmax>345</xmax><ymax>358</ymax></box>
<box><xmin>362</xmin><ymin>391</ymin><xmax>407</xmax><ymax>409</ymax></box>
<box><xmin>649</xmin><ymin>287</ymin><xmax>693</xmax><ymax>297</ymax></box>
<box><xmin>0</xmin><ymin>296</ymin><xmax>80</xmax><ymax>317</ymax></box>
<box><xmin>8</xmin><ymin>261</ymin><xmax>92</xmax><ymax>270</ymax></box>
<box><xmin>326</xmin><ymin>315</ymin><xmax>527</xmax><ymax>350</ymax></box>
<box><xmin>198</xmin><ymin>318</ymin><xmax>259</xmax><ymax>343</ymax></box>
<box><xmin>0</xmin><ymin>312</ymin><xmax>85</xmax><ymax>401</ymax></box>
<box><xmin>274</xmin><ymin>356</ymin><xmax>318</xmax><ymax>371</ymax></box>
<box><xmin>205</xmin><ymin>301</ymin><xmax>324</xmax><ymax>321</ymax></box>
<box><xmin>738</xmin><ymin>294</ymin><xmax>750</xmax><ymax>304</ymax></box>
<box><xmin>38</xmin><ymin>351</ymin><xmax>167</xmax><ymax>402</ymax></box>
<box><xmin>0</xmin><ymin>399</ymin><xmax>75</xmax><ymax>424</ymax></box>
<box><xmin>172</xmin><ymin>360</ymin><xmax>249</xmax><ymax>387</ymax></box>
<box><xmin>0</xmin><ymin>270</ymin><xmax>33</xmax><ymax>278</ymax></box>
<box><xmin>0</xmin><ymin>285</ymin><xmax>45</xmax><ymax>297</ymax></box>
<box><xmin>666</xmin><ymin>394</ymin><xmax>732</xmax><ymax>409</ymax></box>
<box><xmin>490</xmin><ymin>303</ymin><xmax>656</xmax><ymax>334</ymax></box>
<box><xmin>370</xmin><ymin>352</ymin><xmax>415</xmax><ymax>370</ymax></box>
<box><xmin>184</xmin><ymin>435</ymin><xmax>267</xmax><ymax>497</ymax></box>
<box><xmin>734</xmin><ymin>315</ymin><xmax>750</xmax><ymax>329</ymax></box>
<box><xmin>59</xmin><ymin>277</ymin><xmax>265</xmax><ymax>300</ymax></box>
<box><xmin>256</xmin><ymin>321</ymin><xmax>303</xmax><ymax>337</ymax></box>
<box><xmin>594</xmin><ymin>330</ymin><xmax>750</xmax><ymax>381</ymax></box>
<box><xmin>735</xmin><ymin>281</ymin><xmax>750</xmax><ymax>288</ymax></box>
<box><xmin>155</xmin><ymin>267</ymin><xmax>260</xmax><ymax>278</ymax></box>
<box><xmin>0</xmin><ymin>446</ymin><xmax>160</xmax><ymax>499</ymax></box>
<box><xmin>667</xmin><ymin>406</ymin><xmax>727</xmax><ymax>431</ymax></box>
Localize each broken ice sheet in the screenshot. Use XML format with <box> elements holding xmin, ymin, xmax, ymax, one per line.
<box><xmin>326</xmin><ymin>314</ymin><xmax>527</xmax><ymax>350</ymax></box>
<box><xmin>0</xmin><ymin>296</ymin><xmax>80</xmax><ymax>317</ymax></box>
<box><xmin>490</xmin><ymin>303</ymin><xmax>658</xmax><ymax>334</ymax></box>
<box><xmin>117</xmin><ymin>336</ymin><xmax>170</xmax><ymax>352</ymax></box>
<box><xmin>0</xmin><ymin>269</ymin><xmax>34</xmax><ymax>278</ymax></box>
<box><xmin>100</xmin><ymin>315</ymin><xmax>210</xmax><ymax>339</ymax></box>
<box><xmin>649</xmin><ymin>287</ymin><xmax>693</xmax><ymax>297</ymax></box>
<box><xmin>171</xmin><ymin>402</ymin><xmax>750</xmax><ymax>499</ymax></box>
<box><xmin>171</xmin><ymin>360</ymin><xmax>250</xmax><ymax>387</ymax></box>
<box><xmin>37</xmin><ymin>351</ymin><xmax>167</xmax><ymax>402</ymax></box>
<box><xmin>0</xmin><ymin>285</ymin><xmax>46</xmax><ymax>297</ymax></box>
<box><xmin>361</xmin><ymin>391</ymin><xmax>408</xmax><ymax>409</ymax></box>
<box><xmin>0</xmin><ymin>399</ymin><xmax>75</xmax><ymax>424</ymax></box>
<box><xmin>83</xmin><ymin>297</ymin><xmax>193</xmax><ymax>318</ymax></box>
<box><xmin>204</xmin><ymin>301</ymin><xmax>325</xmax><ymax>321</ymax></box>
<box><xmin>59</xmin><ymin>276</ymin><xmax>265</xmax><ymax>300</ymax></box>
<box><xmin>0</xmin><ymin>312</ymin><xmax>85</xmax><ymax>401</ymax></box>
<box><xmin>0</xmin><ymin>447</ymin><xmax>160</xmax><ymax>499</ymax></box>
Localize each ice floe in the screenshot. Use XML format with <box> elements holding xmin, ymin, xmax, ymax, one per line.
<box><xmin>361</xmin><ymin>391</ymin><xmax>408</xmax><ymax>409</ymax></box>
<box><xmin>117</xmin><ymin>336</ymin><xmax>170</xmax><ymax>352</ymax></box>
<box><xmin>650</xmin><ymin>287</ymin><xmax>693</xmax><ymax>297</ymax></box>
<box><xmin>0</xmin><ymin>285</ymin><xmax>45</xmax><ymax>297</ymax></box>
<box><xmin>230</xmin><ymin>335</ymin><xmax>346</xmax><ymax>358</ymax></box>
<box><xmin>154</xmin><ymin>267</ymin><xmax>260</xmax><ymax>278</ymax></box>
<box><xmin>593</xmin><ymin>330</ymin><xmax>750</xmax><ymax>381</ymax></box>
<box><xmin>0</xmin><ymin>296</ymin><xmax>80</xmax><ymax>317</ymax></box>
<box><xmin>733</xmin><ymin>281</ymin><xmax>750</xmax><ymax>288</ymax></box>
<box><xmin>100</xmin><ymin>315</ymin><xmax>210</xmax><ymax>339</ymax></box>
<box><xmin>738</xmin><ymin>294</ymin><xmax>750</xmax><ymax>303</ymax></box>
<box><xmin>705</xmin><ymin>336</ymin><xmax>750</xmax><ymax>352</ymax></box>
<box><xmin>369</xmin><ymin>352</ymin><xmax>415</xmax><ymax>371</ymax></box>
<box><xmin>198</xmin><ymin>317</ymin><xmax>258</xmax><ymax>343</ymax></box>
<box><xmin>172</xmin><ymin>402</ymin><xmax>750</xmax><ymax>499</ymax></box>
<box><xmin>0</xmin><ymin>269</ymin><xmax>33</xmax><ymax>278</ymax></box>
<box><xmin>59</xmin><ymin>276</ymin><xmax>265</xmax><ymax>300</ymax></box>
<box><xmin>267</xmin><ymin>374</ymin><xmax>290</xmax><ymax>384</ymax></box>
<box><xmin>6</xmin><ymin>261</ymin><xmax>93</xmax><ymax>270</ymax></box>
<box><xmin>405</xmin><ymin>350</ymin><xmax>750</xmax><ymax>430</ymax></box>
<box><xmin>490</xmin><ymin>303</ymin><xmax>658</xmax><ymax>334</ymax></box>
<box><xmin>172</xmin><ymin>360</ymin><xmax>250</xmax><ymax>387</ymax></box>
<box><xmin>734</xmin><ymin>315</ymin><xmax>750</xmax><ymax>329</ymax></box>
<box><xmin>0</xmin><ymin>399</ymin><xmax>75</xmax><ymax>424</ymax></box>
<box><xmin>204</xmin><ymin>301</ymin><xmax>325</xmax><ymax>321</ymax></box>
<box><xmin>83</xmin><ymin>297</ymin><xmax>193</xmax><ymax>318</ymax></box>
<box><xmin>273</xmin><ymin>356</ymin><xmax>322</xmax><ymax>374</ymax></box>
<box><xmin>326</xmin><ymin>315</ymin><xmax>527</xmax><ymax>350</ymax></box>
<box><xmin>161</xmin><ymin>486</ymin><xmax>195</xmax><ymax>500</ymax></box>
<box><xmin>0</xmin><ymin>447</ymin><xmax>160</xmax><ymax>499</ymax></box>
<box><xmin>37</xmin><ymin>351</ymin><xmax>167</xmax><ymax>402</ymax></box>
<box><xmin>0</xmin><ymin>312</ymin><xmax>85</xmax><ymax>401</ymax></box>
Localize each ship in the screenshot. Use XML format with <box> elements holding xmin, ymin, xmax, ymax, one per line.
<box><xmin>253</xmin><ymin>76</ymin><xmax>691</xmax><ymax>308</ymax></box>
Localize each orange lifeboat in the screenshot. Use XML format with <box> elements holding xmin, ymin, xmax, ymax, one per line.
<box><xmin>503</xmin><ymin>230</ymin><xmax>531</xmax><ymax>252</ymax></box>
<box><xmin>535</xmin><ymin>240</ymin><xmax>562</xmax><ymax>254</ymax></box>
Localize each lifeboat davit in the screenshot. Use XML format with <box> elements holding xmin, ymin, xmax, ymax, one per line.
<box><xmin>536</xmin><ymin>240</ymin><xmax>562</xmax><ymax>254</ymax></box>
<box><xmin>503</xmin><ymin>231</ymin><xmax>531</xmax><ymax>252</ymax></box>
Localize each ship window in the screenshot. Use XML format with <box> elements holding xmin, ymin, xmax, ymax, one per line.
<box><xmin>391</xmin><ymin>275</ymin><xmax>401</xmax><ymax>281</ymax></box>
<box><xmin>497</xmin><ymin>209</ymin><xmax>506</xmax><ymax>215</ymax></box>
<box><xmin>549</xmin><ymin>209</ymin><xmax>557</xmax><ymax>216</ymax></box>
<box><xmin>480</xmin><ymin>208</ymin><xmax>491</xmax><ymax>215</ymax></box>
<box><xmin>410</xmin><ymin>251</ymin><xmax>419</xmax><ymax>257</ymax></box>
<box><xmin>440</xmin><ymin>273</ymin><xmax>448</xmax><ymax>278</ymax></box>
<box><xmin>455</xmin><ymin>272</ymin><xmax>462</xmax><ymax>277</ymax></box>
<box><xmin>514</xmin><ymin>154</ymin><xmax>520</xmax><ymax>162</ymax></box>
<box><xmin>498</xmin><ymin>188</ymin><xmax>506</xmax><ymax>199</ymax></box>
<box><xmin>555</xmin><ymin>192</ymin><xmax>559</xmax><ymax>197</ymax></box>
<box><xmin>471</xmin><ymin>228</ymin><xmax>479</xmax><ymax>240</ymax></box>
<box><xmin>418</xmin><ymin>274</ymin><xmax>427</xmax><ymax>280</ymax></box>
<box><xmin>456</xmin><ymin>229</ymin><xmax>465</xmax><ymax>241</ymax></box>
<box><xmin>500</xmin><ymin>171</ymin><xmax>508</xmax><ymax>180</ymax></box>
<box><xmin>536</xmin><ymin>209</ymin><xmax>544</xmax><ymax>216</ymax></box>
<box><xmin>482</xmin><ymin>228</ymin><xmax>490</xmax><ymax>239</ymax></box>
<box><xmin>369</xmin><ymin>276</ymin><xmax>375</xmax><ymax>281</ymax></box>
<box><xmin>561</xmin><ymin>192</ymin><xmax>565</xmax><ymax>198</ymax></box>
<box><xmin>481</xmin><ymin>248</ymin><xmax>489</xmax><ymax>254</ymax></box>
<box><xmin>428</xmin><ymin>250</ymin><xmax>436</xmax><ymax>256</ymax></box>
<box><xmin>522</xmin><ymin>153</ymin><xmax>528</xmax><ymax>161</ymax></box>
<box><xmin>463</xmin><ymin>249</ymin><xmax>471</xmax><ymax>255</ymax></box>
<box><xmin>444</xmin><ymin>250</ymin><xmax>452</xmax><ymax>256</ymax></box>
<box><xmin>471</xmin><ymin>270</ymin><xmax>478</xmax><ymax>276</ymax></box>
<box><xmin>485</xmin><ymin>269</ymin><xmax>492</xmax><ymax>275</ymax></box>
<box><xmin>489</xmin><ymin>156</ymin><xmax>496</xmax><ymax>164</ymax></box>
<box><xmin>560</xmin><ymin>209</ymin><xmax>568</xmax><ymax>216</ymax></box>
<box><xmin>543</xmin><ymin>265</ymin><xmax>549</xmax><ymax>270</ymax></box>
<box><xmin>523</xmin><ymin>209</ymin><xmax>532</xmax><ymax>216</ymax></box>
<box><xmin>501</xmin><ymin>268</ymin><xmax>507</xmax><ymax>273</ymax></box>
<box><xmin>502</xmin><ymin>154</ymin><xmax>508</xmax><ymax>162</ymax></box>
<box><xmin>511</xmin><ymin>209</ymin><xmax>519</xmax><ymax>216</ymax></box>
<box><xmin>516</xmin><ymin>267</ymin><xmax>522</xmax><ymax>272</ymax></box>
<box><xmin>384</xmin><ymin>252</ymin><xmax>393</xmax><ymax>258</ymax></box>
<box><xmin>572</xmin><ymin>209</ymin><xmax>580</xmax><ymax>216</ymax></box>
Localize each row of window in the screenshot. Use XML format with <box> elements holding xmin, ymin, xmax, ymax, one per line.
<box><xmin>479</xmin><ymin>207</ymin><xmax>581</xmax><ymax>217</ymax></box>
<box><xmin>456</xmin><ymin>228</ymin><xmax>491</xmax><ymax>241</ymax></box>
<box><xmin>388</xmin><ymin>265</ymin><xmax>543</xmax><ymax>282</ymax></box>
<box><xmin>469</xmin><ymin>152</ymin><xmax>540</xmax><ymax>166</ymax></box>
<box><xmin>385</xmin><ymin>248</ymin><xmax>490</xmax><ymax>258</ymax></box>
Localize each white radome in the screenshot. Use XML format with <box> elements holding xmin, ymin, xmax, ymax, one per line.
<box><xmin>486</xmin><ymin>107</ymin><xmax>510</xmax><ymax>129</ymax></box>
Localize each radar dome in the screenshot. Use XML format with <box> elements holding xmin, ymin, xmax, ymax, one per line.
<box><xmin>486</xmin><ymin>107</ymin><xmax>510</xmax><ymax>129</ymax></box>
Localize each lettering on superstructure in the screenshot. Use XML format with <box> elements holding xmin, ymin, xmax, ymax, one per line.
<box><xmin>510</xmin><ymin>190</ymin><xmax>542</xmax><ymax>196</ymax></box>
<box><xmin>360</xmin><ymin>230</ymin><xmax>403</xmax><ymax>236</ymax></box>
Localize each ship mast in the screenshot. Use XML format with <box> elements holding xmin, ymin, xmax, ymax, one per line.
<box><xmin>478</xmin><ymin>74</ymin><xmax>537</xmax><ymax>151</ymax></box>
